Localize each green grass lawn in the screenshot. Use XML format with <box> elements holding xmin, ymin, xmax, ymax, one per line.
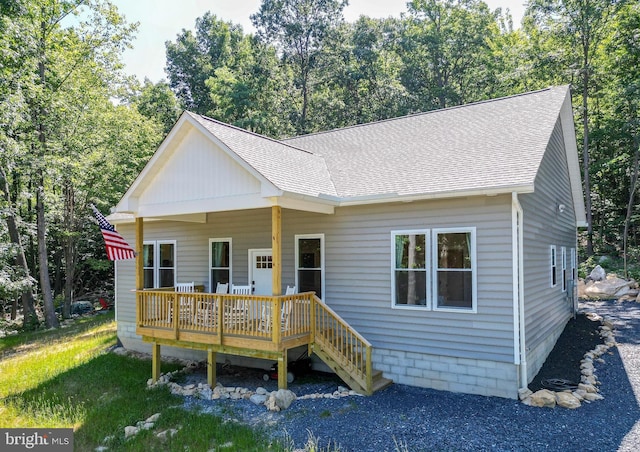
<box><xmin>0</xmin><ymin>313</ymin><xmax>281</xmax><ymax>451</ymax></box>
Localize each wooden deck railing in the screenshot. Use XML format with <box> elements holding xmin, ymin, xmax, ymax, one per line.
<box><xmin>310</xmin><ymin>295</ymin><xmax>372</xmax><ymax>393</ymax></box>
<box><xmin>136</xmin><ymin>290</ymin><xmax>313</xmax><ymax>343</ymax></box>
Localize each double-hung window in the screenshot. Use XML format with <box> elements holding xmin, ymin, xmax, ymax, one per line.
<box><xmin>209</xmin><ymin>238</ymin><xmax>231</xmax><ymax>288</ymax></box>
<box><xmin>295</xmin><ymin>234</ymin><xmax>324</xmax><ymax>298</ymax></box>
<box><xmin>561</xmin><ymin>247</ymin><xmax>567</xmax><ymax>292</ymax></box>
<box><xmin>392</xmin><ymin>228</ymin><xmax>476</xmax><ymax>312</ymax></box>
<box><xmin>550</xmin><ymin>245</ymin><xmax>557</xmax><ymax>287</ymax></box>
<box><xmin>143</xmin><ymin>240</ymin><xmax>176</xmax><ymax>288</ymax></box>
<box><xmin>392</xmin><ymin>231</ymin><xmax>428</xmax><ymax>306</ymax></box>
<box><xmin>433</xmin><ymin>228</ymin><xmax>476</xmax><ymax>311</ymax></box>
<box><xmin>570</xmin><ymin>248</ymin><xmax>577</xmax><ymax>281</ymax></box>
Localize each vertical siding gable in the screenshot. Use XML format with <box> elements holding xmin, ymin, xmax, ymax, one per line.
<box><xmin>138</xmin><ymin>127</ymin><xmax>261</xmax><ymax>207</ymax></box>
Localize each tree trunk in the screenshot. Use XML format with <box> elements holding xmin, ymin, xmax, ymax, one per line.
<box><xmin>35</xmin><ymin>18</ymin><xmax>58</xmax><ymax>329</ymax></box>
<box><xmin>0</xmin><ymin>165</ymin><xmax>39</xmax><ymax>328</ymax></box>
<box><xmin>623</xmin><ymin>133</ymin><xmax>640</xmax><ymax>278</ymax></box>
<box><xmin>36</xmin><ymin>183</ymin><xmax>59</xmax><ymax>328</ymax></box>
<box><xmin>63</xmin><ymin>180</ymin><xmax>75</xmax><ymax>319</ymax></box>
<box><xmin>582</xmin><ymin>51</ymin><xmax>594</xmax><ymax>256</ymax></box>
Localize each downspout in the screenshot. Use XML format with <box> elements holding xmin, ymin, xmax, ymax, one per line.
<box><xmin>512</xmin><ymin>192</ymin><xmax>527</xmax><ymax>390</ymax></box>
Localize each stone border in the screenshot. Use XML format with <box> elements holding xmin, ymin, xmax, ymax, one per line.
<box><xmin>519</xmin><ymin>312</ymin><xmax>615</xmax><ymax>409</ymax></box>
<box><xmin>145</xmin><ymin>362</ymin><xmax>363</xmax><ymax>412</ymax></box>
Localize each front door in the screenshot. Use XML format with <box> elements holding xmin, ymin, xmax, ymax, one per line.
<box><xmin>249</xmin><ymin>249</ymin><xmax>272</xmax><ymax>295</ymax></box>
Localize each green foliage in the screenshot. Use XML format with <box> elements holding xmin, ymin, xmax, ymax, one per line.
<box><xmin>2</xmin><ymin>0</ymin><xmax>640</xmax><ymax>319</ymax></box>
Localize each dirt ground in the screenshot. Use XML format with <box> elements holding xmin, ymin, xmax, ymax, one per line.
<box><xmin>528</xmin><ymin>313</ymin><xmax>603</xmax><ymax>391</ymax></box>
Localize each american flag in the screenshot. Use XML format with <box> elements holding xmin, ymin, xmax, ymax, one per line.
<box><xmin>91</xmin><ymin>205</ymin><xmax>137</xmax><ymax>260</ymax></box>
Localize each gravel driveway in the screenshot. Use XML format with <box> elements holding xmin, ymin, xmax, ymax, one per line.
<box><xmin>184</xmin><ymin>299</ymin><xmax>640</xmax><ymax>451</ymax></box>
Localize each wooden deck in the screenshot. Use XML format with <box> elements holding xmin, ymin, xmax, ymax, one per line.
<box><xmin>136</xmin><ymin>290</ymin><xmax>391</xmax><ymax>394</ymax></box>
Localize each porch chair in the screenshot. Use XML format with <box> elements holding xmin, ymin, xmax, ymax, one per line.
<box><xmin>176</xmin><ymin>282</ymin><xmax>195</xmax><ymax>324</ymax></box>
<box><xmin>258</xmin><ymin>285</ymin><xmax>296</xmax><ymax>334</ymax></box>
<box><xmin>225</xmin><ymin>284</ymin><xmax>251</xmax><ymax>329</ymax></box>
<box><xmin>194</xmin><ymin>283</ymin><xmax>228</xmax><ymax>327</ymax></box>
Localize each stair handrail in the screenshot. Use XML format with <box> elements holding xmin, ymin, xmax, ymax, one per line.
<box><xmin>311</xmin><ymin>295</ymin><xmax>373</xmax><ymax>391</ymax></box>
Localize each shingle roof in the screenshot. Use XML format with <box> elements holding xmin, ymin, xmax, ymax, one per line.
<box><xmin>284</xmin><ymin>86</ymin><xmax>569</xmax><ymax>198</ymax></box>
<box><xmin>185</xmin><ymin>86</ymin><xmax>571</xmax><ymax>202</ymax></box>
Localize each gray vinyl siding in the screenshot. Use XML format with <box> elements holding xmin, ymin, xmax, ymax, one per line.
<box><xmin>116</xmin><ymin>195</ymin><xmax>516</xmax><ymax>364</ymax></box>
<box><xmin>519</xmin><ymin>118</ymin><xmax>577</xmax><ymax>368</ymax></box>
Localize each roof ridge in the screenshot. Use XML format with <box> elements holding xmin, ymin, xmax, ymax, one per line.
<box><xmin>284</xmin><ymin>86</ymin><xmax>559</xmax><ymax>141</ymax></box>
<box><xmin>187</xmin><ymin>112</ymin><xmax>317</xmax><ymax>155</ymax></box>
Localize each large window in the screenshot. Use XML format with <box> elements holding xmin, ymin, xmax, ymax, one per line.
<box><xmin>209</xmin><ymin>238</ymin><xmax>231</xmax><ymax>288</ymax></box>
<box><xmin>433</xmin><ymin>229</ymin><xmax>476</xmax><ymax>311</ymax></box>
<box><xmin>296</xmin><ymin>234</ymin><xmax>324</xmax><ymax>298</ymax></box>
<box><xmin>143</xmin><ymin>241</ymin><xmax>176</xmax><ymax>288</ymax></box>
<box><xmin>392</xmin><ymin>231</ymin><xmax>428</xmax><ymax>306</ymax></box>
<box><xmin>391</xmin><ymin>228</ymin><xmax>476</xmax><ymax>312</ymax></box>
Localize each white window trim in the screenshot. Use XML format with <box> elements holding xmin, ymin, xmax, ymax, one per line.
<box><xmin>144</xmin><ymin>240</ymin><xmax>177</xmax><ymax>288</ymax></box>
<box><xmin>209</xmin><ymin>238</ymin><xmax>232</xmax><ymax>290</ymax></box>
<box><xmin>432</xmin><ymin>227</ymin><xmax>477</xmax><ymax>314</ymax></box>
<box><xmin>391</xmin><ymin>229</ymin><xmax>431</xmax><ymax>310</ymax></box>
<box><xmin>571</xmin><ymin>248</ymin><xmax>577</xmax><ymax>281</ymax></box>
<box><xmin>295</xmin><ymin>234</ymin><xmax>325</xmax><ymax>299</ymax></box>
<box><xmin>561</xmin><ymin>247</ymin><xmax>567</xmax><ymax>292</ymax></box>
<box><xmin>550</xmin><ymin>245</ymin><xmax>557</xmax><ymax>288</ymax></box>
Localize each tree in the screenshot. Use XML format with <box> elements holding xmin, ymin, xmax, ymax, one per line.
<box><xmin>251</xmin><ymin>0</ymin><xmax>348</xmax><ymax>134</ymax></box>
<box><xmin>400</xmin><ymin>0</ymin><xmax>500</xmax><ymax>111</ymax></box>
<box><xmin>165</xmin><ymin>13</ymin><xmax>246</xmax><ymax>114</ymax></box>
<box><xmin>133</xmin><ymin>79</ymin><xmax>181</xmax><ymax>134</ymax></box>
<box><xmin>313</xmin><ymin>17</ymin><xmax>410</xmax><ymax>129</ymax></box>
<box><xmin>1</xmin><ymin>0</ymin><xmax>140</xmax><ymax>326</ymax></box>
<box><xmin>604</xmin><ymin>2</ymin><xmax>640</xmax><ymax>276</ymax></box>
<box><xmin>527</xmin><ymin>0</ymin><xmax>625</xmax><ymax>256</ymax></box>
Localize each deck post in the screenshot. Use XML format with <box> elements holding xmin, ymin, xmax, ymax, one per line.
<box><xmin>135</xmin><ymin>217</ymin><xmax>143</xmax><ymax>290</ymax></box>
<box><xmin>272</xmin><ymin>205</ymin><xmax>282</xmax><ymax>296</ymax></box>
<box><xmin>152</xmin><ymin>342</ymin><xmax>161</xmax><ymax>383</ymax></box>
<box><xmin>278</xmin><ymin>348</ymin><xmax>288</xmax><ymax>390</ymax></box>
<box><xmin>207</xmin><ymin>350</ymin><xmax>217</xmax><ymax>387</ymax></box>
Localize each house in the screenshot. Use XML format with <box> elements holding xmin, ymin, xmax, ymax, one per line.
<box><xmin>111</xmin><ymin>85</ymin><xmax>586</xmax><ymax>399</ymax></box>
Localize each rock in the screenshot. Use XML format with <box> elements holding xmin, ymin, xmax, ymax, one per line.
<box><xmin>578</xmin><ymin>383</ymin><xmax>598</xmax><ymax>394</ymax></box>
<box><xmin>556</xmin><ymin>392</ymin><xmax>581</xmax><ymax>409</ymax></box>
<box><xmin>584</xmin><ymin>276</ymin><xmax>631</xmax><ymax>299</ymax></box>
<box><xmin>518</xmin><ymin>388</ymin><xmax>533</xmax><ymax>401</ymax></box>
<box><xmin>157</xmin><ymin>429</ymin><xmax>178</xmax><ymax>440</ymax></box>
<box><xmin>145</xmin><ymin>413</ymin><xmax>161</xmax><ymax>423</ymax></box>
<box><xmin>273</xmin><ymin>389</ymin><xmax>297</xmax><ymax>410</ymax></box>
<box><xmin>256</xmin><ymin>387</ymin><xmax>268</xmax><ymax>395</ymax></box>
<box><xmin>265</xmin><ymin>395</ymin><xmax>279</xmax><ymax>412</ymax></box>
<box><xmin>250</xmin><ymin>394</ymin><xmax>268</xmax><ymax>405</ymax></box>
<box><xmin>528</xmin><ymin>389</ymin><xmax>557</xmax><ymax>408</ymax></box>
<box><xmin>583</xmin><ymin>392</ymin><xmax>604</xmax><ymax>402</ymax></box>
<box><xmin>589</xmin><ymin>265</ymin><xmax>606</xmax><ymax>281</ymax></box>
<box><xmin>124</xmin><ymin>426</ymin><xmax>138</xmax><ymax>438</ymax></box>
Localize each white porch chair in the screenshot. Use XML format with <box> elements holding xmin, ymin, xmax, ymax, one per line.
<box><xmin>215</xmin><ymin>282</ymin><xmax>229</xmax><ymax>294</ymax></box>
<box><xmin>258</xmin><ymin>286</ymin><xmax>295</xmax><ymax>334</ymax></box>
<box><xmin>194</xmin><ymin>283</ymin><xmax>228</xmax><ymax>327</ymax></box>
<box><xmin>175</xmin><ymin>282</ymin><xmax>195</xmax><ymax>323</ymax></box>
<box><xmin>226</xmin><ymin>284</ymin><xmax>251</xmax><ymax>328</ymax></box>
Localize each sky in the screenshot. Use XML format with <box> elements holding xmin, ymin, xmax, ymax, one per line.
<box><xmin>111</xmin><ymin>0</ymin><xmax>527</xmax><ymax>84</ymax></box>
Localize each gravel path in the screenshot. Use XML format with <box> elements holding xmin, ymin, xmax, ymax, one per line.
<box><xmin>184</xmin><ymin>299</ymin><xmax>640</xmax><ymax>451</ymax></box>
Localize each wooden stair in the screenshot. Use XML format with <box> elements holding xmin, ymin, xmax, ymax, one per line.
<box><xmin>310</xmin><ymin>296</ymin><xmax>392</xmax><ymax>395</ymax></box>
